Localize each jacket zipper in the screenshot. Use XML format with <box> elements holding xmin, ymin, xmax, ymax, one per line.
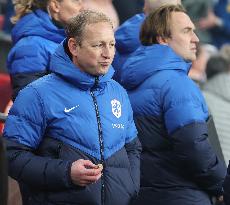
<box><xmin>90</xmin><ymin>76</ymin><xmax>105</xmax><ymax>205</ymax></box>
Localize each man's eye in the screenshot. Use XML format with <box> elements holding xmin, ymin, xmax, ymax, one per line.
<box><xmin>93</xmin><ymin>44</ymin><xmax>103</xmax><ymax>47</ymax></box>
<box><xmin>184</xmin><ymin>28</ymin><xmax>193</xmax><ymax>34</ymax></box>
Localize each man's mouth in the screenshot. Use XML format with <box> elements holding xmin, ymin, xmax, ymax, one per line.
<box><xmin>100</xmin><ymin>62</ymin><xmax>110</xmax><ymax>66</ymax></box>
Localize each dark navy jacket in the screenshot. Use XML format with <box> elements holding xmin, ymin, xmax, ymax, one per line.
<box><xmin>120</xmin><ymin>44</ymin><xmax>226</xmax><ymax>205</ymax></box>
<box><xmin>3</xmin><ymin>41</ymin><xmax>141</xmax><ymax>205</ymax></box>
<box><xmin>113</xmin><ymin>13</ymin><xmax>145</xmax><ymax>82</ymax></box>
<box><xmin>7</xmin><ymin>9</ymin><xmax>65</xmax><ymax>100</ymax></box>
<box><xmin>224</xmin><ymin>162</ymin><xmax>230</xmax><ymax>205</ymax></box>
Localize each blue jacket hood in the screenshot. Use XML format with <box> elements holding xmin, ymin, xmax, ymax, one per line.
<box><xmin>50</xmin><ymin>40</ymin><xmax>114</xmax><ymax>90</ymax></box>
<box><xmin>120</xmin><ymin>44</ymin><xmax>192</xmax><ymax>89</ymax></box>
<box><xmin>115</xmin><ymin>13</ymin><xmax>145</xmax><ymax>54</ymax></box>
<box><xmin>12</xmin><ymin>9</ymin><xmax>65</xmax><ymax>44</ymax></box>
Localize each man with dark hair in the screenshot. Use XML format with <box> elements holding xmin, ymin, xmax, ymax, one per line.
<box><xmin>120</xmin><ymin>4</ymin><xmax>226</xmax><ymax>205</ymax></box>
<box><xmin>3</xmin><ymin>10</ymin><xmax>141</xmax><ymax>205</ymax></box>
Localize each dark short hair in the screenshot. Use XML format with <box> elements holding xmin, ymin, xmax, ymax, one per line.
<box><xmin>206</xmin><ymin>56</ymin><xmax>229</xmax><ymax>79</ymax></box>
<box><xmin>65</xmin><ymin>10</ymin><xmax>113</xmax><ymax>45</ymax></box>
<box><xmin>140</xmin><ymin>4</ymin><xmax>186</xmax><ymax>45</ymax></box>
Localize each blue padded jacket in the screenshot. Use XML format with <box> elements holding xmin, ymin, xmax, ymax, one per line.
<box><xmin>3</xmin><ymin>41</ymin><xmax>141</xmax><ymax>205</ymax></box>
<box><xmin>120</xmin><ymin>44</ymin><xmax>226</xmax><ymax>205</ymax></box>
<box><xmin>7</xmin><ymin>9</ymin><xmax>65</xmax><ymax>100</ymax></box>
<box><xmin>113</xmin><ymin>13</ymin><xmax>145</xmax><ymax>82</ymax></box>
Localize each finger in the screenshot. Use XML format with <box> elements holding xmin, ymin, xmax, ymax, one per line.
<box><xmin>72</xmin><ymin>178</ymin><xmax>94</xmax><ymax>187</ymax></box>
<box><xmin>217</xmin><ymin>195</ymin><xmax>223</xmax><ymax>202</ymax></box>
<box><xmin>78</xmin><ymin>180</ymin><xmax>92</xmax><ymax>186</ymax></box>
<box><xmin>73</xmin><ymin>173</ymin><xmax>102</xmax><ymax>186</ymax></box>
<box><xmin>95</xmin><ymin>163</ymin><xmax>103</xmax><ymax>169</ymax></box>
<box><xmin>78</xmin><ymin>174</ymin><xmax>102</xmax><ymax>184</ymax></box>
<box><xmin>78</xmin><ymin>176</ymin><xmax>101</xmax><ymax>186</ymax></box>
<box><xmin>82</xmin><ymin>160</ymin><xmax>98</xmax><ymax>169</ymax></box>
<box><xmin>84</xmin><ymin>167</ymin><xmax>103</xmax><ymax>176</ymax></box>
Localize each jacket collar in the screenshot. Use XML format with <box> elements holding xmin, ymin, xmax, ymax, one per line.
<box><xmin>120</xmin><ymin>44</ymin><xmax>191</xmax><ymax>89</ymax></box>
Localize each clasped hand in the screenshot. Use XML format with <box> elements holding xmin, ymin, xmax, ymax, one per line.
<box><xmin>70</xmin><ymin>159</ymin><xmax>103</xmax><ymax>186</ymax></box>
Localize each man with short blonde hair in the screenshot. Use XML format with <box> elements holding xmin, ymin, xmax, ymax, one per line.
<box><xmin>4</xmin><ymin>10</ymin><xmax>141</xmax><ymax>205</ymax></box>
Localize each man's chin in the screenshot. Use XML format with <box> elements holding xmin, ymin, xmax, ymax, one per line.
<box><xmin>186</xmin><ymin>55</ymin><xmax>197</xmax><ymax>62</ymax></box>
<box><xmin>98</xmin><ymin>67</ymin><xmax>110</xmax><ymax>76</ymax></box>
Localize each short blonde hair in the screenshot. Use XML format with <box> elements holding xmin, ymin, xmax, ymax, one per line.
<box><xmin>65</xmin><ymin>10</ymin><xmax>113</xmax><ymax>45</ymax></box>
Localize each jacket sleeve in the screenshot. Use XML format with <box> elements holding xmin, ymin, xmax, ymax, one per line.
<box><xmin>3</xmin><ymin>86</ymin><xmax>73</xmax><ymax>191</ymax></box>
<box><xmin>125</xmin><ymin>137</ymin><xmax>142</xmax><ymax>192</ymax></box>
<box><xmin>170</xmin><ymin>122</ymin><xmax>226</xmax><ymax>196</ymax></box>
<box><xmin>5</xmin><ymin>138</ymin><xmax>73</xmax><ymax>191</ymax></box>
<box><xmin>10</xmin><ymin>71</ymin><xmax>48</xmax><ymax>101</ymax></box>
<box><xmin>124</xmin><ymin>91</ymin><xmax>142</xmax><ymax>192</ymax></box>
<box><xmin>162</xmin><ymin>76</ymin><xmax>226</xmax><ymax>196</ymax></box>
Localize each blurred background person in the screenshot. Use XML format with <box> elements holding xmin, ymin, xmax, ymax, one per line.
<box><xmin>0</xmin><ymin>0</ymin><xmax>13</xmax><ymax>39</ymax></box>
<box><xmin>205</xmin><ymin>54</ymin><xmax>229</xmax><ymax>79</ymax></box>
<box><xmin>84</xmin><ymin>0</ymin><xmax>119</xmax><ymax>29</ymax></box>
<box><xmin>219</xmin><ymin>43</ymin><xmax>230</xmax><ymax>65</ymax></box>
<box><xmin>188</xmin><ymin>43</ymin><xmax>218</xmax><ymax>87</ymax></box>
<box><xmin>198</xmin><ymin>0</ymin><xmax>230</xmax><ymax>48</ymax></box>
<box><xmin>112</xmin><ymin>0</ymin><xmax>144</xmax><ymax>24</ymax></box>
<box><xmin>202</xmin><ymin>47</ymin><xmax>230</xmax><ymax>166</ymax></box>
<box><xmin>8</xmin><ymin>0</ymin><xmax>84</xmax><ymax>101</ymax></box>
<box><xmin>182</xmin><ymin>0</ymin><xmax>213</xmax><ymax>44</ymax></box>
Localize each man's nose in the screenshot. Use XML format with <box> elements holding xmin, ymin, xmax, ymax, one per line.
<box><xmin>102</xmin><ymin>47</ymin><xmax>111</xmax><ymax>58</ymax></box>
<box><xmin>192</xmin><ymin>32</ymin><xmax>199</xmax><ymax>43</ymax></box>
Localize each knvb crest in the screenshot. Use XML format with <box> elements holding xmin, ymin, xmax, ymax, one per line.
<box><xmin>111</xmin><ymin>99</ymin><xmax>121</xmax><ymax>118</ymax></box>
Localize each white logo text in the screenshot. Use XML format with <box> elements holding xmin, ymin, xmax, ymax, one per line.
<box><xmin>112</xmin><ymin>123</ymin><xmax>125</xmax><ymax>129</ymax></box>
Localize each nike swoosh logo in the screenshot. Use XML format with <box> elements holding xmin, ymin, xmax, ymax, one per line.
<box><xmin>64</xmin><ymin>105</ymin><xmax>79</xmax><ymax>113</ymax></box>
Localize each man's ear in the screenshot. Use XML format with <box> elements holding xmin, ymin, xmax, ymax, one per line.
<box><xmin>156</xmin><ymin>36</ymin><xmax>168</xmax><ymax>45</ymax></box>
<box><xmin>49</xmin><ymin>0</ymin><xmax>61</xmax><ymax>13</ymax></box>
<box><xmin>68</xmin><ymin>38</ymin><xmax>79</xmax><ymax>57</ymax></box>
